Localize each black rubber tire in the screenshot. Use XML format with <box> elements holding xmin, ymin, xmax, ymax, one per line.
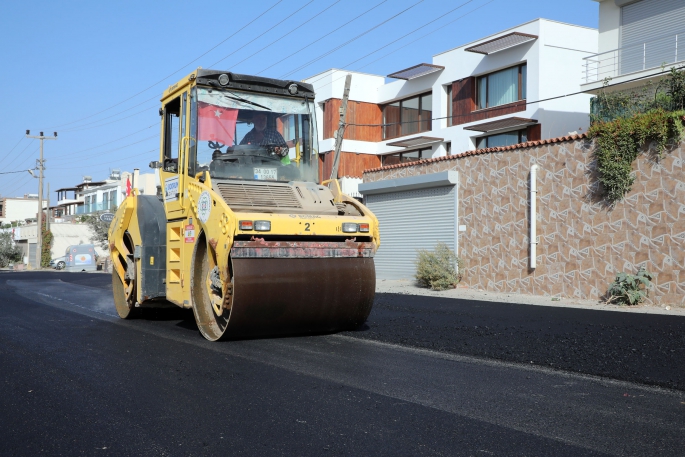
<box><xmin>55</xmin><ymin>261</ymin><xmax>65</xmax><ymax>270</ymax></box>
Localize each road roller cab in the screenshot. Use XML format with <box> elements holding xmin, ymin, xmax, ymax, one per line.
<box><xmin>108</xmin><ymin>69</ymin><xmax>380</xmax><ymax>341</ymax></box>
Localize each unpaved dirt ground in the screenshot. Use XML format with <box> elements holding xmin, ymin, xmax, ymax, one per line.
<box><xmin>376</xmin><ymin>278</ymin><xmax>685</xmax><ymax>316</ymax></box>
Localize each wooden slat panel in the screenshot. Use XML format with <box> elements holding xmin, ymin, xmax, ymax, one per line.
<box><xmin>322</xmin><ymin>99</ymin><xmax>382</xmax><ymax>142</ymax></box>
<box><xmin>527</xmin><ymin>124</ymin><xmax>541</xmax><ymax>141</ymax></box>
<box><xmin>319</xmin><ymin>151</ymin><xmax>382</xmax><ymax>180</ymax></box>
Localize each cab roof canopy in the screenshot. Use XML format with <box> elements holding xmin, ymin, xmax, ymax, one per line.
<box><xmin>193</xmin><ymin>69</ymin><xmax>315</xmax><ymax>99</ymax></box>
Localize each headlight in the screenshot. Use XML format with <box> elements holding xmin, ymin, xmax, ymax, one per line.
<box><xmin>254</xmin><ymin>220</ymin><xmax>271</xmax><ymax>231</ymax></box>
<box><xmin>342</xmin><ymin>223</ymin><xmax>358</xmax><ymax>233</ymax></box>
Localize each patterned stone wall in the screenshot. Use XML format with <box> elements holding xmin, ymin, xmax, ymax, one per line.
<box><xmin>363</xmin><ymin>137</ymin><xmax>685</xmax><ymax>305</ymax></box>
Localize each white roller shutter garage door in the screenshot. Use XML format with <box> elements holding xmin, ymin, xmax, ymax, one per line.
<box><xmin>362</xmin><ymin>172</ymin><xmax>458</xmax><ymax>280</ymax></box>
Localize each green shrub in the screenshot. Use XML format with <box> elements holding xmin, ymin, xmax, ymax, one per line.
<box><xmin>606</xmin><ymin>267</ymin><xmax>653</xmax><ymax>306</ymax></box>
<box><xmin>415</xmin><ymin>242</ymin><xmax>464</xmax><ymax>291</ymax></box>
<box><xmin>588</xmin><ymin>108</ymin><xmax>685</xmax><ymax>203</ymax></box>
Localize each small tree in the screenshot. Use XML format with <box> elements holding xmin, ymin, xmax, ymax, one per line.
<box><xmin>0</xmin><ymin>231</ymin><xmax>23</xmax><ymax>268</ymax></box>
<box><xmin>84</xmin><ymin>212</ymin><xmax>112</xmax><ymax>250</ymax></box>
<box><xmin>415</xmin><ymin>242</ymin><xmax>464</xmax><ymax>291</ymax></box>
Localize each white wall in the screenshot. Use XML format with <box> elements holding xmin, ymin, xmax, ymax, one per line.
<box><xmin>0</xmin><ymin>198</ymin><xmax>48</xmax><ymax>225</ymax></box>
<box><xmin>596</xmin><ymin>0</ymin><xmax>621</xmax><ymax>53</ymax></box>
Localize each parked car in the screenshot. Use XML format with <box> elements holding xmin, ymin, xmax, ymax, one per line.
<box><xmin>49</xmin><ymin>256</ymin><xmax>66</xmax><ymax>270</ymax></box>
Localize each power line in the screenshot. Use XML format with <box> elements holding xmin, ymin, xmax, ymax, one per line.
<box><xmin>0</xmin><ymin>137</ymin><xmax>26</xmax><ymax>167</ymax></box>
<box><xmin>229</xmin><ymin>0</ymin><xmax>342</xmax><ymax>71</ymax></box>
<box><xmin>256</xmin><ymin>0</ymin><xmax>389</xmax><ymax>75</ymax></box>
<box><xmin>307</xmin><ymin>0</ymin><xmax>494</xmax><ymax>89</ymax></box>
<box><xmin>49</xmin><ymin>148</ymin><xmax>158</xmax><ymax>171</ymax></box>
<box><xmin>60</xmin><ymin>95</ymin><xmax>157</xmax><ymax>132</ymax></box>
<box><xmin>51</xmin><ymin>135</ymin><xmax>158</xmax><ymax>165</ymax></box>
<box><xmin>62</xmin><ymin>102</ymin><xmax>158</xmax><ymax>132</ymax></box>
<box><xmin>208</xmin><ymin>0</ymin><xmax>317</xmax><ymax>68</ymax></box>
<box><xmin>1</xmin><ymin>141</ymin><xmax>34</xmax><ymax>170</ymax></box>
<box><xmin>0</xmin><ymin>147</ymin><xmax>39</xmax><ymax>194</ymax></box>
<box><xmin>317</xmin><ymin>0</ymin><xmax>478</xmax><ymax>80</ymax></box>
<box><xmin>279</xmin><ymin>0</ymin><xmax>426</xmax><ymax>79</ymax></box>
<box><xmin>51</xmin><ymin>125</ymin><xmax>157</xmax><ymax>161</ymax></box>
<box><xmin>50</xmin><ymin>0</ymin><xmax>285</xmax><ymax>130</ymax></box>
<box><xmin>354</xmin><ymin>0</ymin><xmax>496</xmax><ymax>72</ymax></box>
<box><xmin>0</xmin><ymin>174</ymin><xmax>33</xmax><ymax>196</ymax></box>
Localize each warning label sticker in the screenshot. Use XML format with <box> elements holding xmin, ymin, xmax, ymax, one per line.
<box><xmin>184</xmin><ymin>224</ymin><xmax>195</xmax><ymax>243</ymax></box>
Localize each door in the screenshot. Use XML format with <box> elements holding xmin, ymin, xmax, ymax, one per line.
<box><xmin>366</xmin><ymin>185</ymin><xmax>458</xmax><ymax>280</ymax></box>
<box><xmin>159</xmin><ymin>92</ymin><xmax>191</xmax><ymax>303</ymax></box>
<box><xmin>159</xmin><ymin>93</ymin><xmax>189</xmax><ymax>218</ymax></box>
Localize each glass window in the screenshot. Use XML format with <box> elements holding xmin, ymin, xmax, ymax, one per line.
<box><xmin>488</xmin><ymin>66</ymin><xmax>518</xmax><ymax>107</ymax></box>
<box><xmin>383</xmin><ymin>102</ymin><xmax>401</xmax><ymax>139</ymax></box>
<box><xmin>164</xmin><ymin>97</ymin><xmax>181</xmax><ymax>160</ymax></box>
<box><xmin>420</xmin><ymin>94</ymin><xmax>432</xmax><ymax>132</ymax></box>
<box><xmin>521</xmin><ymin>65</ymin><xmax>527</xmax><ymax>100</ymax></box>
<box><xmin>382</xmin><ymin>92</ymin><xmax>433</xmax><ymax>140</ymax></box>
<box><xmin>446</xmin><ymin>85</ymin><xmax>453</xmax><ymax>127</ymax></box>
<box><xmin>477</xmin><ymin>76</ymin><xmax>487</xmax><ymax>110</ymax></box>
<box><xmin>476</xmin><ymin>129</ymin><xmax>528</xmax><ymax>149</ymax></box>
<box><xmin>381</xmin><ymin>148</ymin><xmax>431</xmax><ymax>166</ymax></box>
<box><xmin>192</xmin><ymin>88</ymin><xmax>320</xmax><ymax>183</ymax></box>
<box><xmin>402</xmin><ymin>97</ymin><xmax>420</xmax><ymax>136</ymax></box>
<box><xmin>476</xmin><ymin>64</ymin><xmax>526</xmax><ymax>109</ymax></box>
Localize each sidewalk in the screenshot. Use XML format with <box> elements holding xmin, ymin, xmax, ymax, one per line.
<box><xmin>375</xmin><ymin>278</ymin><xmax>685</xmax><ymax>316</ymax></box>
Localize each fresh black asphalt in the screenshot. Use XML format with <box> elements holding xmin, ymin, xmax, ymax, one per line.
<box><xmin>52</xmin><ymin>272</ymin><xmax>685</xmax><ymax>391</ymax></box>
<box><xmin>1</xmin><ymin>271</ymin><xmax>684</xmax><ymax>456</ymax></box>
<box><xmin>342</xmin><ymin>292</ymin><xmax>685</xmax><ymax>391</ymax></box>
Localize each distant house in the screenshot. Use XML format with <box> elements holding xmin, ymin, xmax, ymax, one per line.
<box><xmin>305</xmin><ymin>18</ymin><xmax>598</xmax><ymax>197</ymax></box>
<box><xmin>0</xmin><ymin>195</ymin><xmax>47</xmax><ymax>226</ymax></box>
<box><xmin>52</xmin><ymin>169</ymin><xmax>159</xmax><ymax>217</ymax></box>
<box><xmin>581</xmin><ymin>0</ymin><xmax>685</xmax><ymax>94</ymax></box>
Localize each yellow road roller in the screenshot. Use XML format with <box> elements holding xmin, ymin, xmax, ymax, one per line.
<box><xmin>108</xmin><ymin>69</ymin><xmax>379</xmax><ymax>341</ymax></box>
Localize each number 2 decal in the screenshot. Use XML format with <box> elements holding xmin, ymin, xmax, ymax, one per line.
<box><xmin>304</xmin><ymin>223</ymin><xmax>311</xmax><ymax>231</ymax></box>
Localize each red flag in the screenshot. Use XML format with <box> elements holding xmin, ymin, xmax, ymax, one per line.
<box><xmin>197</xmin><ymin>102</ymin><xmax>238</xmax><ymax>146</ymax></box>
<box><xmin>126</xmin><ymin>177</ymin><xmax>131</xmax><ymax>196</ymax></box>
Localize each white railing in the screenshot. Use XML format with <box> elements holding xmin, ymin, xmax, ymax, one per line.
<box><xmin>582</xmin><ymin>31</ymin><xmax>684</xmax><ymax>84</ymax></box>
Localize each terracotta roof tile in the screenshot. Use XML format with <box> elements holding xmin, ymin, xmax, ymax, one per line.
<box><xmin>363</xmin><ymin>133</ymin><xmax>588</xmax><ymax>174</ymax></box>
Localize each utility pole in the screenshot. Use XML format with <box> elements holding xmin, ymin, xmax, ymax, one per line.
<box><xmin>329</xmin><ymin>74</ymin><xmax>352</xmax><ymax>182</ymax></box>
<box><xmin>26</xmin><ymin>130</ymin><xmax>57</xmax><ymax>269</ymax></box>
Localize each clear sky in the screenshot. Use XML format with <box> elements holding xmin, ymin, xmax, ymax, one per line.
<box><xmin>0</xmin><ymin>0</ymin><xmax>598</xmax><ymax>199</ymax></box>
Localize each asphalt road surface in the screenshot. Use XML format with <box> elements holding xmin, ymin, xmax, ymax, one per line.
<box><xmin>1</xmin><ymin>271</ymin><xmax>684</xmax><ymax>457</ymax></box>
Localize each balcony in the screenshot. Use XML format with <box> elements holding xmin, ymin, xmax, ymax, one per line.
<box><xmin>582</xmin><ymin>31</ymin><xmax>685</xmax><ymax>89</ymax></box>
<box><xmin>75</xmin><ymin>201</ymin><xmax>118</xmax><ymax>215</ymax></box>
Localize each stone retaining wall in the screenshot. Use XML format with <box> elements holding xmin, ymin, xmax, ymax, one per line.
<box><xmin>363</xmin><ymin>136</ymin><xmax>685</xmax><ymax>305</ymax></box>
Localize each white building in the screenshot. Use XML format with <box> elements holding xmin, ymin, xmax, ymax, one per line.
<box><xmin>53</xmin><ymin>170</ymin><xmax>159</xmax><ymax>216</ymax></box>
<box><xmin>305</xmin><ymin>19</ymin><xmax>597</xmax><ymax>196</ymax></box>
<box><xmin>0</xmin><ymin>195</ymin><xmax>47</xmax><ymax>226</ymax></box>
<box><xmin>581</xmin><ymin>0</ymin><xmax>685</xmax><ymax>93</ymax></box>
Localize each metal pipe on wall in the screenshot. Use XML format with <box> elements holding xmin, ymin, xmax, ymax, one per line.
<box><xmin>530</xmin><ymin>164</ymin><xmax>538</xmax><ymax>269</ymax></box>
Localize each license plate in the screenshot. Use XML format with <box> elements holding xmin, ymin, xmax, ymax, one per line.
<box><xmin>254</xmin><ymin>167</ymin><xmax>277</xmax><ymax>180</ymax></box>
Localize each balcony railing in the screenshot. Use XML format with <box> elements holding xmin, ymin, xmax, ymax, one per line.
<box><xmin>582</xmin><ymin>31</ymin><xmax>685</xmax><ymax>84</ymax></box>
<box><xmin>75</xmin><ymin>201</ymin><xmax>118</xmax><ymax>215</ymax></box>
